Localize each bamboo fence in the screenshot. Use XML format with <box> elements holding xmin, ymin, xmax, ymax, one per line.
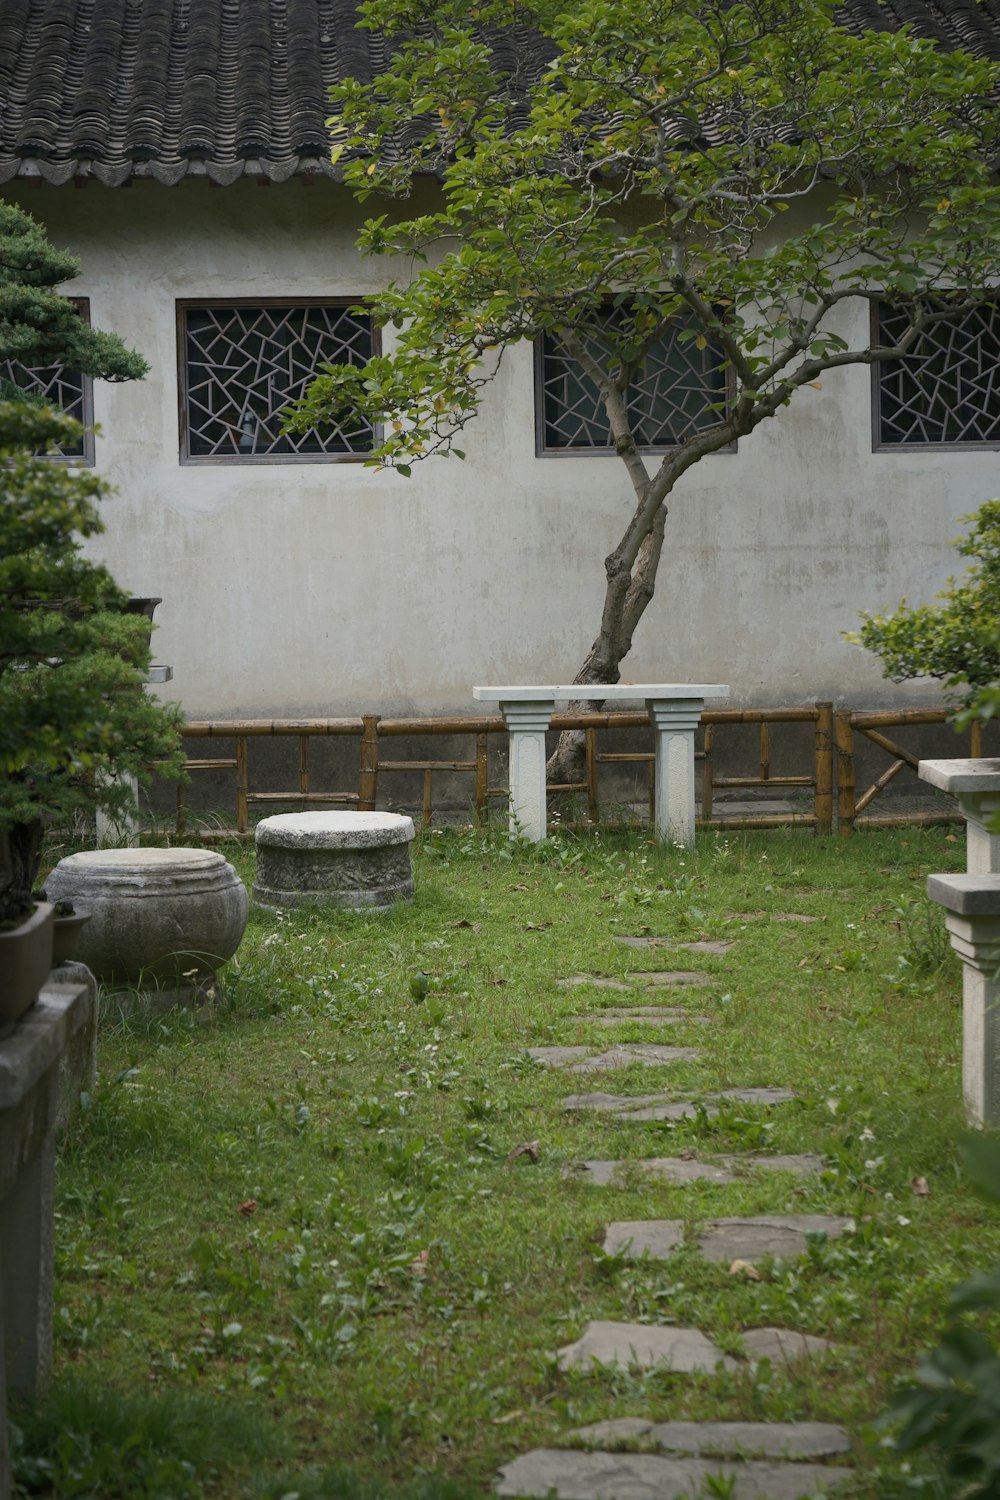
<box><xmin>834</xmin><ymin>708</ymin><xmax>984</xmax><ymax>835</ymax></box>
<box><xmin>173</xmin><ymin>702</ymin><xmax>843</xmax><ymax>839</ymax></box>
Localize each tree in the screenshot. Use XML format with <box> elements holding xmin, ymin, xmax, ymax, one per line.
<box><xmin>0</xmin><ymin>202</ymin><xmax>184</xmax><ymax>915</ymax></box>
<box><xmin>853</xmin><ymin>499</ymin><xmax>1000</xmax><ymax>714</ymax></box>
<box><xmin>289</xmin><ymin>0</ymin><xmax>1000</xmax><ymax>779</ymax></box>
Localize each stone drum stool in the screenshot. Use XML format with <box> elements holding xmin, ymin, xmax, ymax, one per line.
<box><xmin>45</xmin><ymin>848</ymin><xmax>248</xmax><ymax>1005</ymax></box>
<box><xmin>253</xmin><ymin>812</ymin><xmax>415</xmax><ymax>912</ymax></box>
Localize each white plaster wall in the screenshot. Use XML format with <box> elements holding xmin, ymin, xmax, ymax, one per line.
<box><xmin>7</xmin><ymin>180</ymin><xmax>1000</xmax><ymax>717</ymax></box>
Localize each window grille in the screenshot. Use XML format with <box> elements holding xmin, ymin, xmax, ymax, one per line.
<box><xmin>875</xmin><ymin>300</ymin><xmax>1000</xmax><ymax>447</ymax></box>
<box><xmin>537</xmin><ymin>312</ymin><xmax>729</xmax><ymax>453</ymax></box>
<box><xmin>178</xmin><ymin>300</ymin><xmax>377</xmax><ymax>462</ymax></box>
<box><xmin>0</xmin><ymin>297</ymin><xmax>93</xmax><ymax>463</ymax></box>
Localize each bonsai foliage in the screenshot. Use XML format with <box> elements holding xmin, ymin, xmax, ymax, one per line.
<box><xmin>289</xmin><ymin>0</ymin><xmax>1000</xmax><ymax>773</ymax></box>
<box><xmin>853</xmin><ymin>500</ymin><xmax>1000</xmax><ymax>712</ymax></box>
<box><xmin>0</xmin><ymin>203</ymin><xmax>184</xmax><ymax>911</ymax></box>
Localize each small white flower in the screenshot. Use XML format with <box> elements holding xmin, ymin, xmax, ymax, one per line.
<box><xmin>859</xmin><ymin>1126</ymin><xmax>876</xmax><ymax>1143</ymax></box>
<box><xmin>864</xmin><ymin>1157</ymin><xmax>884</xmax><ymax>1171</ymax></box>
<box><xmin>897</xmin><ymin>1215</ymin><xmax>911</xmax><ymax>1227</ymax></box>
<box><xmin>884</xmin><ymin>1191</ymin><xmax>894</xmax><ymax>1201</ymax></box>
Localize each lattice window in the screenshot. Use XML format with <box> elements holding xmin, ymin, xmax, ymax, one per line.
<box><xmin>537</xmin><ymin>313</ymin><xmax>729</xmax><ymax>453</ymax></box>
<box><xmin>0</xmin><ymin>297</ymin><xmax>93</xmax><ymax>463</ymax></box>
<box><xmin>876</xmin><ymin>301</ymin><xmax>1000</xmax><ymax>447</ymax></box>
<box><xmin>179</xmin><ymin>300</ymin><xmax>377</xmax><ymax>462</ymax></box>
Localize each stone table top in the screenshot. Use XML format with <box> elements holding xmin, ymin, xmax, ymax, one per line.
<box><xmin>473</xmin><ymin>683</ymin><xmax>730</xmax><ymax>704</ymax></box>
<box><xmin>919</xmin><ymin>758</ymin><xmax>1000</xmax><ymax>794</ymax></box>
<box><xmin>254</xmin><ymin>811</ymin><xmax>415</xmax><ymax>848</ymax></box>
<box><xmin>52</xmin><ymin>847</ymin><xmax>228</xmax><ymax>874</ymax></box>
<box><xmin>927</xmin><ymin>873</ymin><xmax>1000</xmax><ymax>915</ymax></box>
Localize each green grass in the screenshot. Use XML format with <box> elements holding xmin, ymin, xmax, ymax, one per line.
<box><xmin>13</xmin><ymin>823</ymin><xmax>1000</xmax><ymax>1498</ymax></box>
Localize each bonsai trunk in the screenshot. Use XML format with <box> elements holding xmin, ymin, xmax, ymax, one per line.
<box><xmin>0</xmin><ymin>819</ymin><xmax>45</xmax><ymax>910</ymax></box>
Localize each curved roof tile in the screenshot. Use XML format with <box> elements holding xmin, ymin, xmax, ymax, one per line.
<box><xmin>0</xmin><ymin>0</ymin><xmax>996</xmax><ymax>185</ymax></box>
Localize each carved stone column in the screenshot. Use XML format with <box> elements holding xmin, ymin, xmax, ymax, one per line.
<box><xmin>927</xmin><ymin>874</ymin><xmax>1000</xmax><ymax>1126</ymax></box>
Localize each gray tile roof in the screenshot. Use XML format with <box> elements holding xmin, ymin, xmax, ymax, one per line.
<box><xmin>0</xmin><ymin>0</ymin><xmax>998</xmax><ymax>187</ymax></box>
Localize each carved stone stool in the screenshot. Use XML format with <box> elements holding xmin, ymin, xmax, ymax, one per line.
<box><xmin>45</xmin><ymin>848</ymin><xmax>248</xmax><ymax>1007</ymax></box>
<box><xmin>253</xmin><ymin>812</ymin><xmax>416</xmax><ymax>913</ymax></box>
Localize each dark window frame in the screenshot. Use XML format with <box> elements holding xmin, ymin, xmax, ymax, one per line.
<box><xmin>871</xmin><ymin>299</ymin><xmax>1000</xmax><ymax>452</ymax></box>
<box><xmin>533</xmin><ymin>310</ymin><xmax>736</xmax><ymax>458</ymax></box>
<box><xmin>176</xmin><ymin>297</ymin><xmax>381</xmax><ymax>465</ymax></box>
<box><xmin>1</xmin><ymin>296</ymin><xmax>95</xmax><ymax>465</ymax></box>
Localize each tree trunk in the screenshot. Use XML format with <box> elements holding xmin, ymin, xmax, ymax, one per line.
<box><xmin>0</xmin><ymin>818</ymin><xmax>45</xmax><ymax>919</ymax></box>
<box><xmin>545</xmin><ymin>505</ymin><xmax>668</xmax><ymax>786</ymax></box>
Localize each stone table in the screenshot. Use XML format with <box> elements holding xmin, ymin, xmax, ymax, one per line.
<box><xmin>472</xmin><ymin>684</ymin><xmax>729</xmax><ymax>844</ymax></box>
<box><xmin>919</xmin><ymin>759</ymin><xmax>1000</xmax><ymax>874</ymax></box>
<box><xmin>1</xmin><ymin>979</ymin><xmax>95</xmax><ymax>1496</ymax></box>
<box><xmin>927</xmin><ymin>874</ymin><xmax>1000</xmax><ymax>1126</ymax></box>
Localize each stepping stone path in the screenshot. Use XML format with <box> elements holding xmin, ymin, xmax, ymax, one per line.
<box><xmin>565</xmin><ymin>1153</ymin><xmax>824</xmax><ymax>1186</ymax></box>
<box><xmin>496</xmin><ymin>922</ymin><xmax>854</xmax><ymax>1498</ymax></box>
<box><xmin>562</xmin><ymin>1086</ymin><xmax>796</xmax><ymax>1119</ymax></box>
<box><xmin>728</xmin><ymin>912</ymin><xmax>820</xmax><ymax>924</ymax></box>
<box><xmin>567</xmin><ymin>1009</ymin><xmax>714</xmax><ymax>1027</ymax></box>
<box><xmin>602</xmin><ymin>1214</ymin><xmax>853</xmax><ymax>1261</ymax></box>
<box><xmin>528</xmin><ymin>1045</ymin><xmax>702</xmax><ymax>1072</ymax></box>
<box><xmin>614</xmin><ymin>936</ymin><xmax>736</xmax><ymax>954</ymax></box>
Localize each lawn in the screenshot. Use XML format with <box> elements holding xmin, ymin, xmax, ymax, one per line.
<box><xmin>11</xmin><ymin>823</ymin><xmax>1000</xmax><ymax>1500</ymax></box>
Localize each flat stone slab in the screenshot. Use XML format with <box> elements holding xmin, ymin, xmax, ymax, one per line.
<box><xmin>496</xmin><ymin>1449</ymin><xmax>850</xmax><ymax>1498</ymax></box>
<box><xmin>605</xmin><ymin>1215</ymin><xmax>851</xmax><ymax>1261</ymax></box>
<box><xmin>560</xmin><ymin>976</ymin><xmax>633</xmax><ymax>991</ymax></box>
<box><xmin>927</xmin><ymin>873</ymin><xmax>1000</xmax><ymax>917</ymax></box>
<box><xmin>697</xmin><ymin>1216</ymin><xmax>852</xmax><ymax>1262</ymax></box>
<box><xmin>615</xmin><ymin>937</ymin><xmax>736</xmax><ymax>955</ymax></box>
<box><xmin>568</xmin><ymin>1419</ymin><xmax>849</xmax><ymax>1459</ymax></box>
<box><xmin>557</xmin><ymin>1321</ymin><xmax>737</xmax><ymax>1375</ymax></box>
<box><xmin>565</xmin><ymin>1154</ymin><xmax>823</xmax><ymax>1187</ymax></box>
<box><xmin>529</xmin><ymin>1046</ymin><xmax>702</xmax><ymax>1072</ymax></box>
<box><xmin>567</xmin><ymin>1011</ymin><xmax>714</xmax><ymax>1027</ymax></box>
<box><xmin>630</xmin><ymin>971</ymin><xmax>713</xmax><ymax>987</ymax></box>
<box><xmin>563</xmin><ymin>1087</ymin><xmax>796</xmax><ymax>1119</ymax></box>
<box><xmin>919</xmin><ymin>757</ymin><xmax>1000</xmax><ymax>795</ymax></box>
<box><xmin>727</xmin><ymin>912</ymin><xmax>819</xmax><ymax>924</ymax></box>
<box><xmin>604</xmin><ymin>1220</ymin><xmax>686</xmax><ymax>1257</ymax></box>
<box><xmin>743</xmin><ymin>1327</ymin><xmax>833</xmax><ymax>1362</ymax></box>
<box><xmin>255</xmin><ymin>810</ymin><xmax>415</xmax><ymax>848</ymax></box>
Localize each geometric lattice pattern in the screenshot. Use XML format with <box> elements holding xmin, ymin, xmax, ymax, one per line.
<box><xmin>181</xmin><ymin>301</ymin><xmax>375</xmax><ymax>460</ymax></box>
<box><xmin>0</xmin><ymin>298</ymin><xmax>92</xmax><ymax>462</ymax></box>
<box><xmin>876</xmin><ymin>301</ymin><xmax>1000</xmax><ymax>446</ymax></box>
<box><xmin>539</xmin><ymin>313</ymin><xmax>728</xmax><ymax>452</ymax></box>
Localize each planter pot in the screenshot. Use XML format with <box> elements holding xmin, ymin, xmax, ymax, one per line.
<box><xmin>51</xmin><ymin>909</ymin><xmax>91</xmax><ymax>966</ymax></box>
<box><xmin>0</xmin><ymin>901</ymin><xmax>54</xmax><ymax>1028</ymax></box>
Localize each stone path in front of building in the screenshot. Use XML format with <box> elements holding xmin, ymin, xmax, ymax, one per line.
<box><xmin>493</xmin><ymin>934</ymin><xmax>854</xmax><ymax>1499</ymax></box>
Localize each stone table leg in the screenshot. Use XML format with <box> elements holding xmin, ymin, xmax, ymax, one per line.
<box><xmin>941</xmin><ymin>910</ymin><xmax>1000</xmax><ymax>1126</ymax></box>
<box><xmin>2</xmin><ymin>1132</ymin><xmax>55</xmax><ymax>1402</ymax></box>
<box><xmin>648</xmin><ymin>699</ymin><xmax>703</xmax><ymax>847</ymax></box>
<box><xmin>500</xmin><ymin>701</ymin><xmax>555</xmax><ymax>842</ymax></box>
<box><xmin>957</xmin><ymin>792</ymin><xmax>1000</xmax><ymax>875</ymax></box>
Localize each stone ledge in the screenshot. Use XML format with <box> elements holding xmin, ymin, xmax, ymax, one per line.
<box><xmin>927</xmin><ymin>873</ymin><xmax>1000</xmax><ymax>916</ymax></box>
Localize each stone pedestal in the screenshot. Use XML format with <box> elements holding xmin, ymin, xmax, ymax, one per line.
<box><xmin>919</xmin><ymin>759</ymin><xmax>1000</xmax><ymax>874</ymax></box>
<box><xmin>648</xmin><ymin>699</ymin><xmax>703</xmax><ymax>846</ymax></box>
<box><xmin>45</xmin><ymin>848</ymin><xmax>248</xmax><ymax>1006</ymax></box>
<box><xmin>1</xmin><ymin>981</ymin><xmax>95</xmax><ymax>1494</ymax></box>
<box><xmin>927</xmin><ymin>874</ymin><xmax>1000</xmax><ymax>1126</ymax></box>
<box><xmin>253</xmin><ymin>812</ymin><xmax>416</xmax><ymax>912</ymax></box>
<box><xmin>500</xmin><ymin>701</ymin><xmax>556</xmax><ymax>841</ymax></box>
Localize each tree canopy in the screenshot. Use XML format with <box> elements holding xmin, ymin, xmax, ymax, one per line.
<box><xmin>290</xmin><ymin>0</ymin><xmax>1000</xmax><ymax>755</ymax></box>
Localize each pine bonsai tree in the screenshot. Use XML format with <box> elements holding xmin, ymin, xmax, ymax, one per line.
<box><xmin>0</xmin><ymin>203</ymin><xmax>184</xmax><ymax>921</ymax></box>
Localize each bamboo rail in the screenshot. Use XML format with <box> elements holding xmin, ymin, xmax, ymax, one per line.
<box><xmin>834</xmin><ymin>707</ymin><xmax>984</xmax><ymax>835</ymax></box>
<box><xmin>172</xmin><ymin>701</ymin><xmax>848</xmax><ymax>839</ymax></box>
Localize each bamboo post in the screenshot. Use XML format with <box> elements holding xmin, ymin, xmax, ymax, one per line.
<box><xmin>176</xmin><ymin>781</ymin><xmax>187</xmax><ymax>838</ymax></box>
<box><xmin>298</xmin><ymin>735</ymin><xmax>310</xmax><ymax>796</ymax></box>
<box><xmin>971</xmin><ymin>720</ymin><xmax>984</xmax><ymax>759</ymax></box>
<box><xmin>586</xmin><ymin>728</ymin><xmax>599</xmax><ymax>824</ymax></box>
<box><xmin>475</xmin><ymin>732</ymin><xmax>488</xmax><ymax>826</ymax></box>
<box><xmin>359</xmin><ymin>716</ymin><xmax>379</xmax><ymax>811</ymax></box>
<box><xmin>423</xmin><ymin>768</ymin><xmax>433</xmax><ymax>828</ymax></box>
<box><xmin>815</xmin><ymin>702</ymin><xmax>833</xmax><ymax>835</ymax></box>
<box><xmin>759</xmin><ymin>722</ymin><xmax>770</xmax><ymax>783</ymax></box>
<box><xmin>701</xmin><ymin>724</ymin><xmax>714</xmax><ymax>823</ymax></box>
<box><xmin>834</xmin><ymin>711</ymin><xmax>855</xmax><ymax>837</ymax></box>
<box><xmin>235</xmin><ymin>736</ymin><xmax>249</xmax><ymax>834</ymax></box>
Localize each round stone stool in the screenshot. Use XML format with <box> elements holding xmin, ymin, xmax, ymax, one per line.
<box><xmin>253</xmin><ymin>811</ymin><xmax>415</xmax><ymax>912</ymax></box>
<box><xmin>45</xmin><ymin>848</ymin><xmax>248</xmax><ymax>1005</ymax></box>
